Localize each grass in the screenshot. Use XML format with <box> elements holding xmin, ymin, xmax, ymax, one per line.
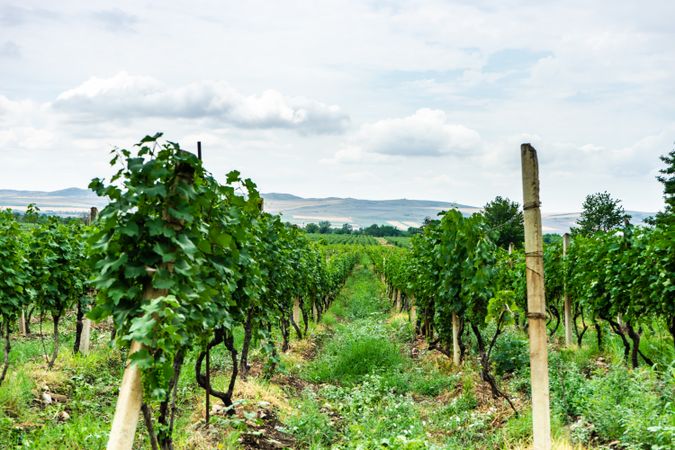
<box><xmin>305</xmin><ymin>262</ymin><xmax>404</xmax><ymax>385</ymax></box>
<box><xmin>306</xmin><ymin>324</ymin><xmax>405</xmax><ymax>385</ymax></box>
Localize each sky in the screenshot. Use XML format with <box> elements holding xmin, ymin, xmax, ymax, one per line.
<box><xmin>1</xmin><ymin>0</ymin><xmax>674</xmax><ymax>213</ymax></box>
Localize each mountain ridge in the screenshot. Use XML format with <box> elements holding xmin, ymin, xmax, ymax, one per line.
<box><xmin>0</xmin><ymin>187</ymin><xmax>655</xmax><ymax>233</ymax></box>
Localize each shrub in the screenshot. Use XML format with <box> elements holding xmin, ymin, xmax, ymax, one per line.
<box><xmin>491</xmin><ymin>329</ymin><xmax>529</xmax><ymax>376</ymax></box>
<box><xmin>319</xmin><ymin>375</ymin><xmax>426</xmax><ymax>447</ymax></box>
<box><xmin>286</xmin><ymin>391</ymin><xmax>336</xmax><ymax>448</ymax></box>
<box><xmin>550</xmin><ymin>359</ymin><xmax>675</xmax><ymax>449</ymax></box>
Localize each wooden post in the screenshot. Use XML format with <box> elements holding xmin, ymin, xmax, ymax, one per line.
<box><xmin>19</xmin><ymin>310</ymin><xmax>27</xmax><ymax>336</ymax></box>
<box><xmin>107</xmin><ymin>339</ymin><xmax>144</xmax><ymax>450</ymax></box>
<box><xmin>521</xmin><ymin>143</ymin><xmax>551</xmax><ymax>450</ymax></box>
<box><xmin>452</xmin><ymin>313</ymin><xmax>460</xmax><ymax>366</ymax></box>
<box><xmin>79</xmin><ymin>206</ymin><xmax>99</xmax><ymax>356</ymax></box>
<box><xmin>79</xmin><ymin>319</ymin><xmax>91</xmax><ymax>355</ymax></box>
<box><xmin>293</xmin><ymin>298</ymin><xmax>301</xmax><ymax>325</ymax></box>
<box><xmin>562</xmin><ymin>233</ymin><xmax>572</xmax><ymax>347</ymax></box>
<box><xmin>395</xmin><ymin>290</ymin><xmax>401</xmax><ymax>311</ymax></box>
<box><xmin>107</xmin><ymin>282</ymin><xmax>164</xmax><ymax>450</ymax></box>
<box><xmin>205</xmin><ymin>344</ymin><xmax>210</xmax><ymax>425</ymax></box>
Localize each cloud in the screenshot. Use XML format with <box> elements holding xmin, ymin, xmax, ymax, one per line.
<box><xmin>1</xmin><ymin>1</ymin><xmax>673</xmax><ymax>211</ymax></box>
<box><xmin>90</xmin><ymin>8</ymin><xmax>139</xmax><ymax>32</ymax></box>
<box><xmin>0</xmin><ymin>41</ymin><xmax>20</xmax><ymax>58</ymax></box>
<box><xmin>321</xmin><ymin>145</ymin><xmax>392</xmax><ymax>164</ymax></box>
<box><xmin>0</xmin><ymin>96</ymin><xmax>47</xmax><ymax>125</ymax></box>
<box><xmin>0</xmin><ymin>127</ymin><xmax>55</xmax><ymax>150</ymax></box>
<box><xmin>0</xmin><ymin>4</ymin><xmax>59</xmax><ymax>26</ymax></box>
<box><xmin>328</xmin><ymin>109</ymin><xmax>482</xmax><ymax>162</ymax></box>
<box><xmin>53</xmin><ymin>72</ymin><xmax>349</xmax><ymax>134</ymax></box>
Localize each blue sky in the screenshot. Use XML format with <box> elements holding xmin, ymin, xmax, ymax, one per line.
<box><xmin>1</xmin><ymin>0</ymin><xmax>674</xmax><ymax>212</ymax></box>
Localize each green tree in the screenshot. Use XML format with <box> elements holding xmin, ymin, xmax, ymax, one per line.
<box><xmin>339</xmin><ymin>223</ymin><xmax>353</xmax><ymax>234</ymax></box>
<box><xmin>305</xmin><ymin>223</ymin><xmax>319</xmax><ymax>233</ymax></box>
<box><xmin>572</xmin><ymin>191</ymin><xmax>630</xmax><ymax>236</ymax></box>
<box><xmin>0</xmin><ymin>210</ymin><xmax>27</xmax><ymax>385</ymax></box>
<box><xmin>31</xmin><ymin>218</ymin><xmax>87</xmax><ymax>368</ymax></box>
<box><xmin>482</xmin><ymin>196</ymin><xmax>524</xmax><ymax>248</ymax></box>
<box><xmin>652</xmin><ymin>149</ymin><xmax>674</xmax><ymax>228</ymax></box>
<box><xmin>543</xmin><ymin>233</ymin><xmax>562</xmax><ymax>244</ymax></box>
<box><xmin>318</xmin><ymin>221</ymin><xmax>332</xmax><ymax>234</ymax></box>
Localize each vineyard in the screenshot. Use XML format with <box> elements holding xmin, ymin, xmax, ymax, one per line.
<box><xmin>307</xmin><ymin>234</ymin><xmax>380</xmax><ymax>246</ymax></box>
<box><xmin>384</xmin><ymin>236</ymin><xmax>412</xmax><ymax>248</ymax></box>
<box><xmin>0</xmin><ymin>136</ymin><xmax>673</xmax><ymax>449</ymax></box>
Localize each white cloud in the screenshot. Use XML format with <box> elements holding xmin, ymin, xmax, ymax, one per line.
<box><xmin>0</xmin><ymin>127</ymin><xmax>54</xmax><ymax>149</ymax></box>
<box><xmin>53</xmin><ymin>72</ymin><xmax>350</xmax><ymax>134</ymax></box>
<box><xmin>321</xmin><ymin>145</ymin><xmax>392</xmax><ymax>164</ymax></box>
<box><xmin>326</xmin><ymin>109</ymin><xmax>482</xmax><ymax>163</ymax></box>
<box><xmin>1</xmin><ymin>0</ymin><xmax>673</xmax><ymax>212</ymax></box>
<box><xmin>90</xmin><ymin>8</ymin><xmax>138</xmax><ymax>32</ymax></box>
<box><xmin>0</xmin><ymin>41</ymin><xmax>20</xmax><ymax>58</ymax></box>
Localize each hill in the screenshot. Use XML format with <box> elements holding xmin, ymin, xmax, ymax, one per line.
<box><xmin>0</xmin><ymin>188</ymin><xmax>654</xmax><ymax>233</ymax></box>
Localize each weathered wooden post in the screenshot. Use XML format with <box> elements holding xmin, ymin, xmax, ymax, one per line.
<box><xmin>107</xmin><ymin>280</ymin><xmax>165</xmax><ymax>450</ymax></box>
<box><xmin>79</xmin><ymin>207</ymin><xmax>98</xmax><ymax>356</ymax></box>
<box><xmin>562</xmin><ymin>233</ymin><xmax>573</xmax><ymax>347</ymax></box>
<box><xmin>521</xmin><ymin>143</ymin><xmax>551</xmax><ymax>450</ymax></box>
<box><xmin>78</xmin><ymin>317</ymin><xmax>91</xmax><ymax>355</ymax></box>
<box><xmin>452</xmin><ymin>313</ymin><xmax>460</xmax><ymax>366</ymax></box>
<box><xmin>19</xmin><ymin>310</ymin><xmax>27</xmax><ymax>336</ymax></box>
<box><xmin>293</xmin><ymin>298</ymin><xmax>301</xmax><ymax>325</ymax></box>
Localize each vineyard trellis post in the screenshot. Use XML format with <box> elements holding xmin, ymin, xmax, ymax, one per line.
<box><xmin>451</xmin><ymin>313</ymin><xmax>460</xmax><ymax>366</ymax></box>
<box><xmin>293</xmin><ymin>298</ymin><xmax>301</xmax><ymax>325</ymax></box>
<box><xmin>19</xmin><ymin>311</ymin><xmax>27</xmax><ymax>336</ymax></box>
<box><xmin>79</xmin><ymin>207</ymin><xmax>98</xmax><ymax>355</ymax></box>
<box><xmin>521</xmin><ymin>143</ymin><xmax>551</xmax><ymax>450</ymax></box>
<box><xmin>563</xmin><ymin>233</ymin><xmax>572</xmax><ymax>347</ymax></box>
<box><xmin>196</xmin><ymin>141</ymin><xmax>212</xmax><ymax>428</ymax></box>
<box><xmin>107</xmin><ymin>277</ymin><xmax>165</xmax><ymax>450</ymax></box>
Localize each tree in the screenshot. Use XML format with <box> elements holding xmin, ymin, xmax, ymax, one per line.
<box><xmin>31</xmin><ymin>218</ymin><xmax>87</xmax><ymax>368</ymax></box>
<box><xmin>0</xmin><ymin>210</ymin><xmax>27</xmax><ymax>385</ymax></box>
<box><xmin>543</xmin><ymin>233</ymin><xmax>562</xmax><ymax>244</ymax></box>
<box><xmin>318</xmin><ymin>221</ymin><xmax>332</xmax><ymax>234</ymax></box>
<box><xmin>482</xmin><ymin>196</ymin><xmax>524</xmax><ymax>248</ymax></box>
<box><xmin>572</xmin><ymin>191</ymin><xmax>630</xmax><ymax>236</ymax></box>
<box><xmin>361</xmin><ymin>224</ymin><xmax>401</xmax><ymax>237</ymax></box>
<box><xmin>407</xmin><ymin>226</ymin><xmax>422</xmax><ymax>235</ymax></box>
<box><xmin>652</xmin><ymin>149</ymin><xmax>674</xmax><ymax>228</ymax></box>
<box><xmin>305</xmin><ymin>223</ymin><xmax>319</xmax><ymax>233</ymax></box>
<box><xmin>339</xmin><ymin>223</ymin><xmax>353</xmax><ymax>234</ymax></box>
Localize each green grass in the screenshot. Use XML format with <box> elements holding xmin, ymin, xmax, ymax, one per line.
<box><xmin>305</xmin><ymin>262</ymin><xmax>403</xmax><ymax>385</ymax></box>
<box><xmin>306</xmin><ymin>323</ymin><xmax>405</xmax><ymax>385</ymax></box>
<box><xmin>285</xmin><ymin>390</ymin><xmax>336</xmax><ymax>448</ymax></box>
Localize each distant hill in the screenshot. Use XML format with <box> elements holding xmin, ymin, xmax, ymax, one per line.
<box><xmin>0</xmin><ymin>188</ymin><xmax>106</xmax><ymax>217</ymax></box>
<box><xmin>262</xmin><ymin>194</ymin><xmax>478</xmax><ymax>230</ymax></box>
<box><xmin>0</xmin><ymin>188</ymin><xmax>655</xmax><ymax>233</ymax></box>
